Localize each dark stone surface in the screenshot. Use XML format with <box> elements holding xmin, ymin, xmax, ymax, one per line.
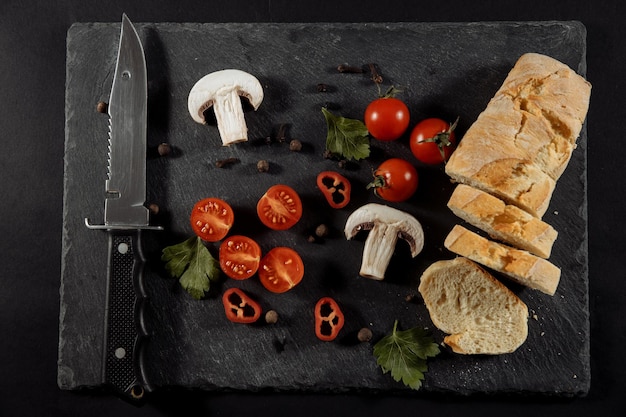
<box><xmin>59</xmin><ymin>21</ymin><xmax>589</xmax><ymax>395</ymax></box>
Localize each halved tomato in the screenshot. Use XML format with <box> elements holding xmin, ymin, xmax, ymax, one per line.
<box><xmin>256</xmin><ymin>184</ymin><xmax>303</xmax><ymax>230</ymax></box>
<box><xmin>258</xmin><ymin>247</ymin><xmax>304</xmax><ymax>293</ymax></box>
<box><xmin>190</xmin><ymin>197</ymin><xmax>234</xmax><ymax>242</ymax></box>
<box><xmin>219</xmin><ymin>235</ymin><xmax>262</xmax><ymax>280</ymax></box>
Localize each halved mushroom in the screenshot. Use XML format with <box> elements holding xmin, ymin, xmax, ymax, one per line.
<box><xmin>188</xmin><ymin>69</ymin><xmax>264</xmax><ymax>146</ymax></box>
<box><xmin>344</xmin><ymin>203</ymin><xmax>424</xmax><ymax>280</ymax></box>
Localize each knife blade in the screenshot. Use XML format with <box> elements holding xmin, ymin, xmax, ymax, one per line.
<box><xmin>85</xmin><ymin>13</ymin><xmax>162</xmax><ymax>403</ymax></box>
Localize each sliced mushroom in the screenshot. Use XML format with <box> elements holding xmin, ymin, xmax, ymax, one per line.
<box><xmin>188</xmin><ymin>69</ymin><xmax>264</xmax><ymax>146</ymax></box>
<box><xmin>344</xmin><ymin>203</ymin><xmax>424</xmax><ymax>280</ymax></box>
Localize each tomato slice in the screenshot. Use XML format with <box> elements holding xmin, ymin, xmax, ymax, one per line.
<box><xmin>256</xmin><ymin>184</ymin><xmax>303</xmax><ymax>230</ymax></box>
<box><xmin>258</xmin><ymin>247</ymin><xmax>304</xmax><ymax>293</ymax></box>
<box><xmin>219</xmin><ymin>235</ymin><xmax>262</xmax><ymax>280</ymax></box>
<box><xmin>314</xmin><ymin>297</ymin><xmax>345</xmax><ymax>342</ymax></box>
<box><xmin>222</xmin><ymin>287</ymin><xmax>262</xmax><ymax>324</ymax></box>
<box><xmin>190</xmin><ymin>197</ymin><xmax>234</xmax><ymax>242</ymax></box>
<box><xmin>316</xmin><ymin>171</ymin><xmax>351</xmax><ymax>209</ymax></box>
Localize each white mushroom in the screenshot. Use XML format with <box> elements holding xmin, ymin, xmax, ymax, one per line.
<box><xmin>188</xmin><ymin>69</ymin><xmax>264</xmax><ymax>146</ymax></box>
<box><xmin>344</xmin><ymin>203</ymin><xmax>424</xmax><ymax>280</ymax></box>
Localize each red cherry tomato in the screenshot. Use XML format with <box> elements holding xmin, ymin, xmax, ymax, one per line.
<box><xmin>364</xmin><ymin>97</ymin><xmax>410</xmax><ymax>141</ymax></box>
<box><xmin>222</xmin><ymin>287</ymin><xmax>262</xmax><ymax>324</ymax></box>
<box><xmin>314</xmin><ymin>297</ymin><xmax>345</xmax><ymax>342</ymax></box>
<box><xmin>410</xmin><ymin>117</ymin><xmax>458</xmax><ymax>164</ymax></box>
<box><xmin>258</xmin><ymin>247</ymin><xmax>304</xmax><ymax>293</ymax></box>
<box><xmin>367</xmin><ymin>158</ymin><xmax>418</xmax><ymax>202</ymax></box>
<box><xmin>219</xmin><ymin>235</ymin><xmax>262</xmax><ymax>280</ymax></box>
<box><xmin>190</xmin><ymin>197</ymin><xmax>234</xmax><ymax>242</ymax></box>
<box><xmin>316</xmin><ymin>171</ymin><xmax>351</xmax><ymax>209</ymax></box>
<box><xmin>256</xmin><ymin>184</ymin><xmax>303</xmax><ymax>230</ymax></box>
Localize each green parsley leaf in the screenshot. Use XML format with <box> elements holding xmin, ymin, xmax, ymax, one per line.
<box><xmin>161</xmin><ymin>236</ymin><xmax>221</xmax><ymax>300</ymax></box>
<box><xmin>322</xmin><ymin>107</ymin><xmax>370</xmax><ymax>161</ymax></box>
<box><xmin>373</xmin><ymin>320</ymin><xmax>440</xmax><ymax>390</ymax></box>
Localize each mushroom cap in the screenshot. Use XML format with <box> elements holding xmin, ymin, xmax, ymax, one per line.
<box><xmin>344</xmin><ymin>203</ymin><xmax>425</xmax><ymax>257</ymax></box>
<box><xmin>188</xmin><ymin>69</ymin><xmax>264</xmax><ymax>124</ymax></box>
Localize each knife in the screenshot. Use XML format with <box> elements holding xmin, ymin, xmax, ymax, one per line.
<box><xmin>85</xmin><ymin>13</ymin><xmax>162</xmax><ymax>403</ymax></box>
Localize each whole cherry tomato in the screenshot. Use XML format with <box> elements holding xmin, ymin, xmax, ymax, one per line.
<box><xmin>367</xmin><ymin>158</ymin><xmax>418</xmax><ymax>202</ymax></box>
<box><xmin>364</xmin><ymin>97</ymin><xmax>410</xmax><ymax>141</ymax></box>
<box><xmin>190</xmin><ymin>197</ymin><xmax>234</xmax><ymax>242</ymax></box>
<box><xmin>219</xmin><ymin>235</ymin><xmax>262</xmax><ymax>280</ymax></box>
<box><xmin>256</xmin><ymin>184</ymin><xmax>303</xmax><ymax>230</ymax></box>
<box><xmin>258</xmin><ymin>247</ymin><xmax>304</xmax><ymax>293</ymax></box>
<box><xmin>410</xmin><ymin>117</ymin><xmax>458</xmax><ymax>164</ymax></box>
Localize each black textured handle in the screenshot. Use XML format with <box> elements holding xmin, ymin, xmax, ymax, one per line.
<box><xmin>103</xmin><ymin>231</ymin><xmax>150</xmax><ymax>403</ymax></box>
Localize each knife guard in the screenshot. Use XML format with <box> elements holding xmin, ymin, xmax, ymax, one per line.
<box><xmin>102</xmin><ymin>230</ymin><xmax>151</xmax><ymax>403</ymax></box>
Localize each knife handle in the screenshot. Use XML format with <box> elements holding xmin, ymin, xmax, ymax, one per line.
<box><xmin>103</xmin><ymin>230</ymin><xmax>151</xmax><ymax>403</ymax></box>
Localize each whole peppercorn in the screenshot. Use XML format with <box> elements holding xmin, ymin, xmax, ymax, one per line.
<box><xmin>315</xmin><ymin>224</ymin><xmax>330</xmax><ymax>238</ymax></box>
<box><xmin>265</xmin><ymin>310</ymin><xmax>279</xmax><ymax>324</ymax></box>
<box><xmin>157</xmin><ymin>142</ymin><xmax>171</xmax><ymax>156</ymax></box>
<box><xmin>147</xmin><ymin>203</ymin><xmax>160</xmax><ymax>215</ymax></box>
<box><xmin>96</xmin><ymin>101</ymin><xmax>108</xmax><ymax>113</ymax></box>
<box><xmin>289</xmin><ymin>139</ymin><xmax>302</xmax><ymax>152</ymax></box>
<box><xmin>357</xmin><ymin>327</ymin><xmax>373</xmax><ymax>343</ymax></box>
<box><xmin>257</xmin><ymin>159</ymin><xmax>270</xmax><ymax>173</ymax></box>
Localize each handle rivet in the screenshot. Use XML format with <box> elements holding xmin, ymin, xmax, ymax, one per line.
<box><xmin>117</xmin><ymin>242</ymin><xmax>129</xmax><ymax>254</ymax></box>
<box><xmin>114</xmin><ymin>347</ymin><xmax>126</xmax><ymax>359</ymax></box>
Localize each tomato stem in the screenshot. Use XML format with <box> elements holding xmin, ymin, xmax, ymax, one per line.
<box><xmin>423</xmin><ymin>116</ymin><xmax>459</xmax><ymax>163</ymax></box>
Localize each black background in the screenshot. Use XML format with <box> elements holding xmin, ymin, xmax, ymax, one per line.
<box><xmin>1</xmin><ymin>1</ymin><xmax>624</xmax><ymax>416</ymax></box>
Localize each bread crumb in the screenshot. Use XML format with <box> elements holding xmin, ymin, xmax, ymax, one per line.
<box><xmin>554</xmin><ymin>210</ymin><xmax>559</xmax><ymax>215</ymax></box>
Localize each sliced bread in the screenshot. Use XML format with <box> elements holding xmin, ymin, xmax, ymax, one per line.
<box><xmin>445</xmin><ymin>53</ymin><xmax>591</xmax><ymax>218</ymax></box>
<box><xmin>443</xmin><ymin>224</ymin><xmax>561</xmax><ymax>295</ymax></box>
<box><xmin>447</xmin><ymin>184</ymin><xmax>558</xmax><ymax>258</ymax></box>
<box><xmin>418</xmin><ymin>257</ymin><xmax>528</xmax><ymax>355</ymax></box>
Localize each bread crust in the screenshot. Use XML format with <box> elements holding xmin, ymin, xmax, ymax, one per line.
<box><xmin>418</xmin><ymin>257</ymin><xmax>528</xmax><ymax>355</ymax></box>
<box><xmin>445</xmin><ymin>53</ymin><xmax>591</xmax><ymax>218</ymax></box>
<box><xmin>443</xmin><ymin>224</ymin><xmax>561</xmax><ymax>295</ymax></box>
<box><xmin>447</xmin><ymin>184</ymin><xmax>558</xmax><ymax>258</ymax></box>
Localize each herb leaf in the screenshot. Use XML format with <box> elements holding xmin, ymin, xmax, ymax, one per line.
<box><xmin>322</xmin><ymin>107</ymin><xmax>370</xmax><ymax>160</ymax></box>
<box><xmin>161</xmin><ymin>236</ymin><xmax>221</xmax><ymax>300</ymax></box>
<box><xmin>373</xmin><ymin>320</ymin><xmax>440</xmax><ymax>390</ymax></box>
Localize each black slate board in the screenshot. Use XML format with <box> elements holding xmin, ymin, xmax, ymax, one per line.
<box><xmin>59</xmin><ymin>21</ymin><xmax>590</xmax><ymax>395</ymax></box>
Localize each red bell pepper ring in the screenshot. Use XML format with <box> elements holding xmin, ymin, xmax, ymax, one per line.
<box><xmin>316</xmin><ymin>171</ymin><xmax>351</xmax><ymax>209</ymax></box>
<box><xmin>222</xmin><ymin>287</ymin><xmax>262</xmax><ymax>324</ymax></box>
<box><xmin>314</xmin><ymin>297</ymin><xmax>345</xmax><ymax>341</ymax></box>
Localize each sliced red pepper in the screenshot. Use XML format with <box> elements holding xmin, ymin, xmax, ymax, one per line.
<box><xmin>316</xmin><ymin>171</ymin><xmax>351</xmax><ymax>209</ymax></box>
<box><xmin>314</xmin><ymin>297</ymin><xmax>345</xmax><ymax>341</ymax></box>
<box><xmin>222</xmin><ymin>287</ymin><xmax>262</xmax><ymax>324</ymax></box>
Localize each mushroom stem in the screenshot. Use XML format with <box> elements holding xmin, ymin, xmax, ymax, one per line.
<box><xmin>213</xmin><ymin>87</ymin><xmax>249</xmax><ymax>145</ymax></box>
<box><xmin>359</xmin><ymin>222</ymin><xmax>400</xmax><ymax>280</ymax></box>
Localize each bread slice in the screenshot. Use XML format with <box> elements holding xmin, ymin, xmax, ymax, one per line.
<box><xmin>444</xmin><ymin>225</ymin><xmax>561</xmax><ymax>295</ymax></box>
<box><xmin>445</xmin><ymin>53</ymin><xmax>591</xmax><ymax>218</ymax></box>
<box><xmin>447</xmin><ymin>184</ymin><xmax>558</xmax><ymax>258</ymax></box>
<box><xmin>418</xmin><ymin>257</ymin><xmax>528</xmax><ymax>355</ymax></box>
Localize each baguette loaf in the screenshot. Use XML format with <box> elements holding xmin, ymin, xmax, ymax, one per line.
<box><xmin>445</xmin><ymin>53</ymin><xmax>591</xmax><ymax>218</ymax></box>
<box><xmin>444</xmin><ymin>224</ymin><xmax>561</xmax><ymax>295</ymax></box>
<box><xmin>447</xmin><ymin>184</ymin><xmax>558</xmax><ymax>258</ymax></box>
<box><xmin>418</xmin><ymin>257</ymin><xmax>528</xmax><ymax>355</ymax></box>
